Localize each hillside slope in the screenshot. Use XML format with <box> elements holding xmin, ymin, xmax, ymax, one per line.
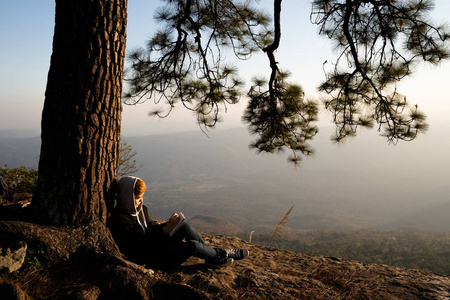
<box><xmin>2</xmin><ymin>228</ymin><xmax>450</xmax><ymax>300</ymax></box>
<box><xmin>166</xmin><ymin>234</ymin><xmax>450</xmax><ymax>299</ymax></box>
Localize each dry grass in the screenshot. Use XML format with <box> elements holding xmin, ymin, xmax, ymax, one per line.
<box><xmin>307</xmin><ymin>268</ymin><xmax>372</xmax><ymax>299</ymax></box>
<box><xmin>248</xmin><ymin>230</ymin><xmax>255</xmax><ymax>243</ymax></box>
<box><xmin>270</xmin><ymin>205</ymin><xmax>294</xmax><ymax>240</ymax></box>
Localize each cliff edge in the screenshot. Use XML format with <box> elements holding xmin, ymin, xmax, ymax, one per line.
<box><xmin>0</xmin><ymin>220</ymin><xmax>449</xmax><ymax>299</ymax></box>
<box><xmin>162</xmin><ymin>234</ymin><xmax>450</xmax><ymax>299</ymax></box>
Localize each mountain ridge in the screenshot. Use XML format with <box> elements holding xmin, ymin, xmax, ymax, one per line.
<box><xmin>1</xmin><ymin>127</ymin><xmax>449</xmax><ymax>231</ymax></box>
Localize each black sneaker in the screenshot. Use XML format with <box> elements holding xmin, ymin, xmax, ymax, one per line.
<box><xmin>226</xmin><ymin>249</ymin><xmax>249</xmax><ymax>260</ymax></box>
<box><xmin>205</xmin><ymin>257</ymin><xmax>234</xmax><ymax>267</ymax></box>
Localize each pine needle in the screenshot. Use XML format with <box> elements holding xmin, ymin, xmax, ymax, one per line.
<box><xmin>271</xmin><ymin>205</ymin><xmax>294</xmax><ymax>240</ymax></box>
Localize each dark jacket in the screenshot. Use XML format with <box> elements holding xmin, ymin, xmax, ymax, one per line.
<box><xmin>109</xmin><ymin>177</ymin><xmax>171</xmax><ymax>265</ymax></box>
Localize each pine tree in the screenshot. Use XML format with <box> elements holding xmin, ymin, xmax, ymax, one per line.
<box><xmin>32</xmin><ymin>0</ymin><xmax>449</xmax><ymax>225</ymax></box>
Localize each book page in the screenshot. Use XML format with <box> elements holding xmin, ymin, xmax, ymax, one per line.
<box><xmin>169</xmin><ymin>212</ymin><xmax>185</xmax><ymax>237</ymax></box>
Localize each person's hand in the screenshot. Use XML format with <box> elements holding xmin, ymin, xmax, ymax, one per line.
<box><xmin>163</xmin><ymin>213</ymin><xmax>180</xmax><ymax>234</ymax></box>
<box><xmin>168</xmin><ymin>212</ymin><xmax>180</xmax><ymax>226</ymax></box>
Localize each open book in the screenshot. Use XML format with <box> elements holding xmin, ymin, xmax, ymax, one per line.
<box><xmin>168</xmin><ymin>212</ymin><xmax>185</xmax><ymax>237</ymax></box>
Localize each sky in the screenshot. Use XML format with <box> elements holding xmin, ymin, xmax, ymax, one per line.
<box><xmin>1</xmin><ymin>0</ymin><xmax>449</xmax><ymax>137</ymax></box>
<box><xmin>0</xmin><ymin>1</ymin><xmax>449</xmax><ymax>229</ymax></box>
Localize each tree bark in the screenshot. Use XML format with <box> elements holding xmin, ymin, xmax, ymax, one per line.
<box><xmin>32</xmin><ymin>0</ymin><xmax>128</xmax><ymax>225</ymax></box>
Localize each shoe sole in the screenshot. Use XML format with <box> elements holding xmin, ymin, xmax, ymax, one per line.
<box><xmin>206</xmin><ymin>258</ymin><xmax>234</xmax><ymax>267</ymax></box>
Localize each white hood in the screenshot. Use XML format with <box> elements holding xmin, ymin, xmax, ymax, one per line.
<box><xmin>116</xmin><ymin>176</ymin><xmax>147</xmax><ymax>232</ymax></box>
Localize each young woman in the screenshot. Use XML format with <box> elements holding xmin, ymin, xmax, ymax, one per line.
<box><xmin>109</xmin><ymin>176</ymin><xmax>248</xmax><ymax>269</ymax></box>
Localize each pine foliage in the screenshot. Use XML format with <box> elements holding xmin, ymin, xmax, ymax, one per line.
<box><xmin>124</xmin><ymin>0</ymin><xmax>271</xmax><ymax>128</ymax></box>
<box><xmin>124</xmin><ymin>0</ymin><xmax>449</xmax><ymax>164</ymax></box>
<box><xmin>311</xmin><ymin>0</ymin><xmax>449</xmax><ymax>143</ymax></box>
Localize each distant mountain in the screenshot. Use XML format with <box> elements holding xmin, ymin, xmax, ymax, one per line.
<box><xmin>189</xmin><ymin>215</ymin><xmax>243</xmax><ymax>236</ymax></box>
<box><xmin>1</xmin><ymin>126</ymin><xmax>449</xmax><ymax>232</ymax></box>
<box><xmin>383</xmin><ymin>199</ymin><xmax>450</xmax><ymax>231</ymax></box>
<box><xmin>122</xmin><ymin>126</ymin><xmax>450</xmax><ymax>232</ymax></box>
<box><xmin>0</xmin><ymin>136</ymin><xmax>40</xmax><ymax>168</ymax></box>
<box><xmin>0</xmin><ymin>129</ymin><xmax>40</xmax><ymax>139</ymax></box>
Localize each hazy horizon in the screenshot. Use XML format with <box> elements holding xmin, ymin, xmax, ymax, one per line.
<box><xmin>1</xmin><ymin>0</ymin><xmax>449</xmax><ymax>233</ymax></box>
<box><xmin>2</xmin><ymin>123</ymin><xmax>449</xmax><ymax>232</ymax></box>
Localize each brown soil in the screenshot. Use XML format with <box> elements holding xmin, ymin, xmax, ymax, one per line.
<box><xmin>1</xmin><ymin>197</ymin><xmax>449</xmax><ymax>300</ymax></box>
<box><xmin>1</xmin><ymin>221</ymin><xmax>450</xmax><ymax>300</ymax></box>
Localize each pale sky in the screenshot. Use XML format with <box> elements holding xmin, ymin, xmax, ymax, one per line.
<box><xmin>1</xmin><ymin>1</ymin><xmax>449</xmax><ymax>229</ymax></box>
<box><xmin>0</xmin><ymin>0</ymin><xmax>449</xmax><ymax>137</ymax></box>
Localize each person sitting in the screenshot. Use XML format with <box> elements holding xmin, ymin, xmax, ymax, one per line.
<box><xmin>109</xmin><ymin>176</ymin><xmax>249</xmax><ymax>269</ymax></box>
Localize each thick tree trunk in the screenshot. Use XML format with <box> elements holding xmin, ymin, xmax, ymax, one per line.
<box><xmin>32</xmin><ymin>0</ymin><xmax>128</xmax><ymax>225</ymax></box>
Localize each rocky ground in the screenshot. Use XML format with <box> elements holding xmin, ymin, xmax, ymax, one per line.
<box><xmin>4</xmin><ymin>227</ymin><xmax>449</xmax><ymax>300</ymax></box>
<box><xmin>162</xmin><ymin>235</ymin><xmax>450</xmax><ymax>299</ymax></box>
<box><xmin>1</xmin><ymin>193</ymin><xmax>450</xmax><ymax>299</ymax></box>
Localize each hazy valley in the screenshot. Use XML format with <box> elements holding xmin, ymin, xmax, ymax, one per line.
<box><xmin>1</xmin><ymin>125</ymin><xmax>450</xmax><ymax>274</ymax></box>
<box><xmin>1</xmin><ymin>125</ymin><xmax>449</xmax><ymax>233</ymax></box>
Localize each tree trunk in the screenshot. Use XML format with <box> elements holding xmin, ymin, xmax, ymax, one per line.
<box><xmin>32</xmin><ymin>0</ymin><xmax>128</xmax><ymax>225</ymax></box>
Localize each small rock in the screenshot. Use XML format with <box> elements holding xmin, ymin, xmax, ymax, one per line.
<box><xmin>0</xmin><ymin>241</ymin><xmax>27</xmax><ymax>274</ymax></box>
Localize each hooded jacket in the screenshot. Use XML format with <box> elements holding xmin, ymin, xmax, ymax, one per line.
<box><xmin>109</xmin><ymin>176</ymin><xmax>170</xmax><ymax>265</ymax></box>
<box><xmin>115</xmin><ymin>176</ymin><xmax>148</xmax><ymax>233</ymax></box>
